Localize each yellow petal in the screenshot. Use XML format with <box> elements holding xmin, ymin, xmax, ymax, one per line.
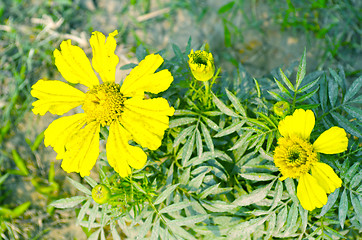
<box><xmin>44</xmin><ymin>113</ymin><xmax>87</xmax><ymax>157</ymax></box>
<box><xmin>89</xmin><ymin>30</ymin><xmax>119</xmax><ymax>83</ymax></box>
<box><xmin>31</xmin><ymin>80</ymin><xmax>85</xmax><ymax>115</ymax></box>
<box><xmin>311</xmin><ymin>162</ymin><xmax>342</xmax><ymax>194</ymax></box>
<box><xmin>313</xmin><ymin>126</ymin><xmax>348</xmax><ymax>154</ymax></box>
<box><xmin>297</xmin><ymin>173</ymin><xmax>328</xmax><ymax>211</ymax></box>
<box><xmin>120</xmin><ymin>97</ymin><xmax>174</xmax><ymax>150</ymax></box>
<box><xmin>120</xmin><ymin>54</ymin><xmax>172</xmax><ymax>97</ymax></box>
<box><xmin>278</xmin><ymin>109</ymin><xmax>315</xmax><ymax>140</ymax></box>
<box><xmin>54</xmin><ymin>40</ymin><xmax>99</xmax><ymax>88</ymax></box>
<box><xmin>61</xmin><ymin>121</ymin><xmax>100</xmax><ymax>177</ymax></box>
<box><xmin>107</xmin><ymin>121</ymin><xmax>147</xmax><ymax>177</ymax></box>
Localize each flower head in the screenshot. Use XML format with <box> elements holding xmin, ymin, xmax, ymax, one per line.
<box><xmin>188</xmin><ymin>49</ymin><xmax>215</xmax><ymax>81</ymax></box>
<box><xmin>92</xmin><ymin>184</ymin><xmax>111</xmax><ymax>204</ymax></box>
<box><xmin>273</xmin><ymin>101</ymin><xmax>290</xmax><ymax>117</ymax></box>
<box><xmin>31</xmin><ymin>30</ymin><xmax>174</xmax><ymax>177</ymax></box>
<box><xmin>273</xmin><ymin>109</ymin><xmax>348</xmax><ymax>211</ymax></box>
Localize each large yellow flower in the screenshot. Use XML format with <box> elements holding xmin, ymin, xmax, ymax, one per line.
<box><xmin>273</xmin><ymin>109</ymin><xmax>348</xmax><ymax>211</ymax></box>
<box><xmin>31</xmin><ymin>30</ymin><xmax>174</xmax><ymax>177</ymax></box>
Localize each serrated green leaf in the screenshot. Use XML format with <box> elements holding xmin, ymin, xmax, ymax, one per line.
<box><xmin>84</xmin><ymin>176</ymin><xmax>97</xmax><ymax>188</ymax></box>
<box><xmin>344</xmin><ymin>75</ymin><xmax>362</xmax><ymax>103</ymax></box>
<box><xmin>284</xmin><ymin>202</ymin><xmax>299</xmax><ymax>235</ymax></box>
<box><xmin>77</xmin><ymin>199</ymin><xmax>91</xmax><ymax>223</ymax></box>
<box><xmin>212</xmin><ymin>92</ymin><xmax>239</xmax><ymax>117</ymax></box>
<box><xmin>295</xmin><ymin>48</ymin><xmax>306</xmax><ymax>90</ymax></box>
<box><xmin>296</xmin><ymin>87</ymin><xmax>319</xmax><ymax>103</ymax></box>
<box><xmin>233</xmin><ymin>182</ymin><xmax>273</xmax><ymax>206</ymax></box>
<box><xmin>328</xmin><ymin>76</ymin><xmax>339</xmax><ymax>107</ymax></box>
<box><xmin>174</xmin><ymin>109</ymin><xmax>197</xmax><ymax>116</ymax></box>
<box><xmin>199</xmin><ymin>183</ymin><xmax>220</xmax><ymax>199</ymax></box>
<box><xmin>329</xmin><ymin>68</ymin><xmax>344</xmax><ymax>90</ymax></box>
<box><xmin>344</xmin><ymin>162</ymin><xmax>360</xmax><ymax>184</ymax></box>
<box><xmin>284</xmin><ymin>178</ymin><xmax>298</xmax><ymax>204</ymax></box>
<box><xmin>182</xmin><ymin>132</ymin><xmax>196</xmax><ymax>166</ymax></box>
<box><xmin>338</xmin><ymin>188</ymin><xmax>348</xmax><ymax>229</ymax></box>
<box><xmin>168</xmin><ymin>223</ymin><xmax>197</xmax><ymax>240</ymax></box>
<box><xmin>229</xmin><ymin>131</ymin><xmax>253</xmax><ymax>151</ymax></box>
<box><xmin>154</xmin><ymin>183</ymin><xmax>180</xmax><ymax>205</ymax></box>
<box><xmin>201</xmin><ymin>200</ymin><xmax>236</xmax><ymax>213</ymax></box>
<box><xmin>324</xmin><ymin>226</ymin><xmax>346</xmax><ymax>239</ymax></box>
<box><xmin>330</xmin><ymin>112</ymin><xmax>362</xmax><ymax>138</ymax></box>
<box><xmin>275</xmin><ymin>206</ymin><xmax>288</xmax><ymax>234</ymax></box>
<box><xmin>135</xmin><ymin>45</ymin><xmax>147</xmax><ymax>61</ymax></box>
<box><xmin>270</xmin><ymin>180</ymin><xmax>283</xmax><ymax>210</ymax></box>
<box><xmin>31</xmin><ymin>130</ymin><xmax>44</xmax><ymax>151</ymax></box>
<box><xmin>266</xmin><ymin>131</ymin><xmax>275</xmax><ymax>152</ymax></box>
<box><xmin>266</xmin><ymin>212</ymin><xmax>276</xmax><ymax>239</ymax></box>
<box><xmin>254</xmin><ymin>78</ymin><xmax>261</xmax><ymax>98</ymax></box>
<box><xmin>319</xmin><ymin>188</ymin><xmax>339</xmax><ymax>217</ymax></box>
<box><xmin>268</xmin><ymin>90</ymin><xmax>287</xmax><ymax>101</ymax></box>
<box><xmin>119</xmin><ymin>63</ymin><xmax>137</xmax><ymax>70</ymax></box>
<box><xmin>170</xmin><ymin>214</ymin><xmax>209</xmax><ymax>226</ymax></box>
<box><xmin>67</xmin><ymin>177</ymin><xmax>92</xmax><ymax>196</ymax></box>
<box><xmin>169</xmin><ymin>117</ymin><xmax>198</xmax><ymax>128</ymax></box>
<box><xmin>299</xmin><ymin>205</ymin><xmax>308</xmax><ymax>234</ymax></box>
<box><xmin>173</xmin><ymin>125</ymin><xmax>195</xmax><ymax>148</ymax></box>
<box><xmin>350</xmin><ymin>172</ymin><xmax>362</xmax><ymax>189</ymax></box>
<box><xmin>343</xmin><ymin>105</ymin><xmax>362</xmax><ymax>122</ymax></box>
<box><xmin>88</xmin><ymin>229</ymin><xmax>101</xmax><ymax>240</ymax></box>
<box><xmin>137</xmin><ymin>213</ymin><xmax>153</xmax><ymax>239</ymax></box>
<box><xmin>159</xmin><ymin>201</ymin><xmax>191</xmax><ymax>214</ymax></box>
<box><xmin>350</xmin><ymin>191</ymin><xmax>362</xmax><ymax>225</ymax></box>
<box><xmin>11</xmin><ymin>149</ymin><xmax>29</xmax><ymax>176</ymax></box>
<box><xmin>240</xmin><ymin>173</ymin><xmax>276</xmax><ymax>181</ymax></box>
<box><xmin>274</xmin><ymin>78</ymin><xmax>292</xmax><ymax>98</ymax></box>
<box><xmin>172</xmin><ymin>43</ymin><xmax>183</xmax><ymax>61</ymax></box>
<box><xmin>195</xmin><ymin>128</ymin><xmax>203</xmax><ymax>158</ymax></box>
<box><xmin>225</xmin><ymin>89</ymin><xmax>247</xmax><ymax>116</ymax></box>
<box><xmin>298</xmin><ymin>76</ymin><xmax>320</xmax><ymax>93</ymax></box>
<box><xmin>200</xmin><ymin>122</ymin><xmax>214</xmax><ymax>152</ymax></box>
<box><xmin>279</xmin><ymin>68</ymin><xmax>295</xmax><ymax>91</ymax></box>
<box><xmin>50</xmin><ymin>196</ymin><xmax>87</xmax><ymax>209</ymax></box>
<box><xmin>214</xmin><ymin>121</ymin><xmax>245</xmax><ymax>138</ymax></box>
<box><xmin>11</xmin><ymin>201</ymin><xmax>31</xmax><ymax>218</ymax></box>
<box><xmin>201</xmin><ymin>116</ymin><xmax>221</xmax><ymax>131</ymax></box>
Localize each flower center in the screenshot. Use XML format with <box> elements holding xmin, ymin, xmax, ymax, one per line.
<box><xmin>273</xmin><ymin>135</ymin><xmax>318</xmax><ymax>179</ymax></box>
<box><xmin>82</xmin><ymin>82</ymin><xmax>124</xmax><ymax>126</ymax></box>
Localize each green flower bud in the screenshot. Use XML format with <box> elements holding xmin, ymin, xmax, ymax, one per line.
<box><xmin>188</xmin><ymin>49</ymin><xmax>215</xmax><ymax>81</ymax></box>
<box><xmin>92</xmin><ymin>184</ymin><xmax>111</xmax><ymax>204</ymax></box>
<box><xmin>273</xmin><ymin>101</ymin><xmax>290</xmax><ymax>117</ymax></box>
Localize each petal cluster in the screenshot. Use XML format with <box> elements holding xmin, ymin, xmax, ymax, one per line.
<box><xmin>31</xmin><ymin>30</ymin><xmax>174</xmax><ymax>177</ymax></box>
<box><xmin>188</xmin><ymin>49</ymin><xmax>215</xmax><ymax>81</ymax></box>
<box><xmin>274</xmin><ymin>109</ymin><xmax>348</xmax><ymax>211</ymax></box>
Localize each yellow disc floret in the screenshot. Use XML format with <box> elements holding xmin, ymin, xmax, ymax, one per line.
<box><xmin>82</xmin><ymin>82</ymin><xmax>124</xmax><ymax>126</ymax></box>
<box><xmin>274</xmin><ymin>135</ymin><xmax>318</xmax><ymax>179</ymax></box>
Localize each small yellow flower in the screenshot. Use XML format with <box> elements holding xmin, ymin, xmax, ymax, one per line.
<box><xmin>188</xmin><ymin>49</ymin><xmax>215</xmax><ymax>81</ymax></box>
<box><xmin>273</xmin><ymin>101</ymin><xmax>290</xmax><ymax>117</ymax></box>
<box><xmin>31</xmin><ymin>30</ymin><xmax>174</xmax><ymax>177</ymax></box>
<box><xmin>92</xmin><ymin>184</ymin><xmax>111</xmax><ymax>204</ymax></box>
<box><xmin>273</xmin><ymin>109</ymin><xmax>348</xmax><ymax>211</ymax></box>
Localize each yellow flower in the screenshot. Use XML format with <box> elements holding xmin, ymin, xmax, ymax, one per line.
<box><xmin>273</xmin><ymin>109</ymin><xmax>348</xmax><ymax>211</ymax></box>
<box><xmin>188</xmin><ymin>49</ymin><xmax>215</xmax><ymax>81</ymax></box>
<box><xmin>31</xmin><ymin>30</ymin><xmax>174</xmax><ymax>177</ymax></box>
<box><xmin>273</xmin><ymin>101</ymin><xmax>290</xmax><ymax>117</ymax></box>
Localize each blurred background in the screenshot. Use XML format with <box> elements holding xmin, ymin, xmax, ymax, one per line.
<box><xmin>0</xmin><ymin>0</ymin><xmax>361</xmax><ymax>239</ymax></box>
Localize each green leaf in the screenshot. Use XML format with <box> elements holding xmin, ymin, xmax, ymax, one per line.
<box><xmin>218</xmin><ymin>1</ymin><xmax>235</xmax><ymax>14</ymax></box>
<box><xmin>67</xmin><ymin>177</ymin><xmax>92</xmax><ymax>196</ymax></box>
<box><xmin>275</xmin><ymin>206</ymin><xmax>288</xmax><ymax>234</ymax></box>
<box><xmin>195</xmin><ymin>128</ymin><xmax>203</xmax><ymax>158</ymax></box>
<box><xmin>159</xmin><ymin>201</ymin><xmax>191</xmax><ymax>214</ymax></box>
<box><xmin>77</xmin><ymin>199</ymin><xmax>91</xmax><ymax>223</ymax></box>
<box><xmin>279</xmin><ymin>68</ymin><xmax>295</xmax><ymax>91</ymax></box>
<box><xmin>137</xmin><ymin>213</ymin><xmax>153</xmax><ymax>239</ymax></box>
<box><xmin>169</xmin><ymin>214</ymin><xmax>209</xmax><ymax>226</ymax></box>
<box><xmin>274</xmin><ymin>78</ymin><xmax>292</xmax><ymax>98</ymax></box>
<box><xmin>338</xmin><ymin>188</ymin><xmax>348</xmax><ymax>229</ymax></box>
<box><xmin>168</xmin><ymin>223</ymin><xmax>197</xmax><ymax>240</ymax></box>
<box><xmin>350</xmin><ymin>191</ymin><xmax>362</xmax><ymax>225</ymax></box>
<box><xmin>324</xmin><ymin>226</ymin><xmax>346</xmax><ymax>239</ymax></box>
<box><xmin>295</xmin><ymin>48</ymin><xmax>306</xmax><ymax>90</ymax></box>
<box><xmin>11</xmin><ymin>201</ymin><xmax>31</xmax><ymax>218</ymax></box>
<box><xmin>266</xmin><ymin>212</ymin><xmax>276</xmax><ymax>239</ymax></box>
<box><xmin>169</xmin><ymin>117</ymin><xmax>198</xmax><ymax>128</ymax></box>
<box><xmin>330</xmin><ymin>112</ymin><xmax>362</xmax><ymax>138</ymax></box>
<box><xmin>298</xmin><ymin>76</ymin><xmax>320</xmax><ymax>93</ymax></box>
<box><xmin>174</xmin><ymin>109</ymin><xmax>197</xmax><ymax>116</ymax></box>
<box><xmin>84</xmin><ymin>176</ymin><xmax>97</xmax><ymax>188</ymax></box>
<box><xmin>182</xmin><ymin>132</ymin><xmax>196</xmax><ymax>166</ymax></box>
<box><xmin>225</xmin><ymin>89</ymin><xmax>247</xmax><ymax>116</ymax></box>
<box><xmin>343</xmin><ymin>105</ymin><xmax>362</xmax><ymax>122</ymax></box>
<box><xmin>200</xmin><ymin>122</ymin><xmax>214</xmax><ymax>152</ymax></box>
<box><xmin>11</xmin><ymin>149</ymin><xmax>29</xmax><ymax>176</ymax></box>
<box><xmin>50</xmin><ymin>196</ymin><xmax>87</xmax><ymax>209</ymax></box>
<box><xmin>229</xmin><ymin>131</ymin><xmax>253</xmax><ymax>151</ymax></box>
<box><xmin>199</xmin><ymin>183</ymin><xmax>220</xmax><ymax>199</ymax></box>
<box><xmin>268</xmin><ymin>90</ymin><xmax>288</xmax><ymax>101</ymax></box>
<box><xmin>329</xmin><ymin>68</ymin><xmax>344</xmax><ymax>90</ymax></box>
<box><xmin>173</xmin><ymin>125</ymin><xmax>195</xmax><ymax>148</ymax></box>
<box><xmin>344</xmin><ymin>75</ymin><xmax>362</xmax><ymax>103</ymax></box>
<box><xmin>319</xmin><ymin>188</ymin><xmax>340</xmax><ymax>217</ymax></box>
<box><xmin>223</xmin><ymin>22</ymin><xmax>231</xmax><ymax>47</ymax></box>
<box><xmin>344</xmin><ymin>162</ymin><xmax>360</xmax><ymax>184</ymax></box>
<box><xmin>172</xmin><ymin>43</ymin><xmax>183</xmax><ymax>61</ymax></box>
<box><xmin>239</xmin><ymin>173</ymin><xmax>276</xmax><ymax>181</ymax></box>
<box><xmin>350</xmin><ymin>172</ymin><xmax>362</xmax><ymax>189</ymax></box>
<box><xmin>214</xmin><ymin>121</ymin><xmax>245</xmax><ymax>138</ymax></box>
<box><xmin>233</xmin><ymin>182</ymin><xmax>273</xmax><ymax>206</ymax></box>
<box><xmin>0</xmin><ymin>173</ymin><xmax>9</xmax><ymax>186</ymax></box>
<box><xmin>212</xmin><ymin>92</ymin><xmax>239</xmax><ymax>117</ymax></box>
<box><xmin>284</xmin><ymin>202</ymin><xmax>299</xmax><ymax>235</ymax></box>
<box><xmin>201</xmin><ymin>116</ymin><xmax>221</xmax><ymax>131</ymax></box>
<box><xmin>135</xmin><ymin>45</ymin><xmax>147</xmax><ymax>61</ymax></box>
<box><xmin>270</xmin><ymin>180</ymin><xmax>283</xmax><ymax>210</ymax></box>
<box><xmin>295</xmin><ymin>87</ymin><xmax>319</xmax><ymax>103</ymax></box>
<box><xmin>284</xmin><ymin>178</ymin><xmax>298</xmax><ymax>204</ymax></box>
<box><xmin>253</xmin><ymin>78</ymin><xmax>261</xmax><ymax>98</ymax></box>
<box><xmin>328</xmin><ymin>76</ymin><xmax>339</xmax><ymax>107</ymax></box>
<box><xmin>119</xmin><ymin>63</ymin><xmax>137</xmax><ymax>70</ymax></box>
<box><xmin>154</xmin><ymin>183</ymin><xmax>180</xmax><ymax>205</ymax></box>
<box><xmin>31</xmin><ymin>131</ymin><xmax>44</xmax><ymax>151</ymax></box>
<box><xmin>299</xmin><ymin>205</ymin><xmax>308</xmax><ymax>234</ymax></box>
